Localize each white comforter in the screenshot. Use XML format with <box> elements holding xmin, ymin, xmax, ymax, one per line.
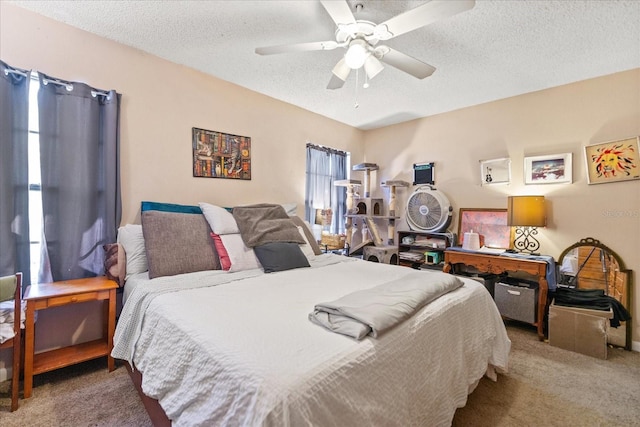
<box><xmin>113</xmin><ymin>255</ymin><xmax>510</xmax><ymax>427</ymax></box>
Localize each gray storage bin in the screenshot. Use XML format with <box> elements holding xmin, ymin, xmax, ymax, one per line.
<box><xmin>495</xmin><ymin>282</ymin><xmax>537</xmax><ymax>324</ymax></box>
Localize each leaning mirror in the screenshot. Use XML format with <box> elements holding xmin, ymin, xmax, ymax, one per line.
<box><xmin>557</xmin><ymin>237</ymin><xmax>632</xmax><ymax>350</ymax></box>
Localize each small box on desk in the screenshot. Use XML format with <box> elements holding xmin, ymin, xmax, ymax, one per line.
<box><xmin>494</xmin><ymin>282</ymin><xmax>538</xmax><ymax>324</ymax></box>
<box><xmin>548</xmin><ymin>301</ymin><xmax>613</xmax><ymax>360</ymax></box>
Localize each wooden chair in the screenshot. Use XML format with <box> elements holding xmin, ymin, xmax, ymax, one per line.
<box><xmin>0</xmin><ymin>272</ymin><xmax>22</xmax><ymax>411</ymax></box>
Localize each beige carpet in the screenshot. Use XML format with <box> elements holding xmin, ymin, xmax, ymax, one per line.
<box><xmin>2</xmin><ymin>323</ymin><xmax>639</xmax><ymax>426</ymax></box>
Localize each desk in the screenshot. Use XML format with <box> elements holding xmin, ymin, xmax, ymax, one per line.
<box><xmin>443</xmin><ymin>250</ymin><xmax>548</xmax><ymax>340</ymax></box>
<box><xmin>23</xmin><ymin>276</ymin><xmax>117</xmax><ymax>398</ymax></box>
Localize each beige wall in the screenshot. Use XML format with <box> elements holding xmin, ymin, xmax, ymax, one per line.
<box><xmin>0</xmin><ymin>1</ymin><xmax>638</xmax><ymax>375</ymax></box>
<box><xmin>0</xmin><ymin>3</ymin><xmax>364</xmax><ymax>367</ymax></box>
<box><xmin>363</xmin><ymin>69</ymin><xmax>640</xmax><ymax>344</ymax></box>
<box><xmin>0</xmin><ymin>3</ymin><xmax>365</xmax><ymax>224</ymax></box>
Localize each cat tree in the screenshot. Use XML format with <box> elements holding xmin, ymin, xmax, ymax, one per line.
<box><xmin>336</xmin><ymin>164</ymin><xmax>409</xmax><ymax>264</ymax></box>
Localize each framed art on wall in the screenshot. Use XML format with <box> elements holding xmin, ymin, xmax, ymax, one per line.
<box><xmin>584</xmin><ymin>136</ymin><xmax>640</xmax><ymax>185</ymax></box>
<box><xmin>524</xmin><ymin>153</ymin><xmax>572</xmax><ymax>184</ymax></box>
<box><xmin>457</xmin><ymin>208</ymin><xmax>513</xmax><ymax>249</ymax></box>
<box><xmin>479</xmin><ymin>158</ymin><xmax>511</xmax><ymax>185</ymax></box>
<box><xmin>192</xmin><ymin>127</ymin><xmax>251</xmax><ymax>180</ymax></box>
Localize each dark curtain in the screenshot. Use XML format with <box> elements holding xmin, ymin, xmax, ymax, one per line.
<box><xmin>38</xmin><ymin>73</ymin><xmax>121</xmax><ymax>282</ymax></box>
<box><xmin>330</xmin><ymin>151</ymin><xmax>347</xmax><ymax>234</ymax></box>
<box><xmin>305</xmin><ymin>144</ymin><xmax>347</xmax><ymax>235</ymax></box>
<box><xmin>0</xmin><ymin>60</ymin><xmax>31</xmax><ymax>286</ymax></box>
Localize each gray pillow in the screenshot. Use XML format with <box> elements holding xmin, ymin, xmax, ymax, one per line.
<box><xmin>253</xmin><ymin>242</ymin><xmax>310</xmax><ymax>273</ymax></box>
<box><xmin>141</xmin><ymin>211</ymin><xmax>220</xmax><ymax>279</ymax></box>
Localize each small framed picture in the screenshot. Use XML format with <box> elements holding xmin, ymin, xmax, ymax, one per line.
<box><xmin>524</xmin><ymin>153</ymin><xmax>572</xmax><ymax>184</ymax></box>
<box><xmin>584</xmin><ymin>136</ymin><xmax>640</xmax><ymax>185</ymax></box>
<box><xmin>479</xmin><ymin>158</ymin><xmax>511</xmax><ymax>185</ymax></box>
<box><xmin>192</xmin><ymin>127</ymin><xmax>251</xmax><ymax>180</ymax></box>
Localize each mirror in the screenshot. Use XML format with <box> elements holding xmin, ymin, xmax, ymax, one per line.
<box><xmin>557</xmin><ymin>237</ymin><xmax>632</xmax><ymax>350</ymax></box>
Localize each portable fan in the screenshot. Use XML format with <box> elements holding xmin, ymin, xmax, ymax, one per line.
<box><xmin>405</xmin><ymin>185</ymin><xmax>452</xmax><ymax>232</ymax></box>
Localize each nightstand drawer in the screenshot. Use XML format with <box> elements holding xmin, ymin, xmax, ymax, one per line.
<box><xmin>47</xmin><ymin>291</ymin><xmax>105</xmax><ymax>307</ymax></box>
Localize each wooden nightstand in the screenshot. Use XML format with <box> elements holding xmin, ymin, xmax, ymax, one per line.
<box><xmin>23</xmin><ymin>276</ymin><xmax>118</xmax><ymax>398</ymax></box>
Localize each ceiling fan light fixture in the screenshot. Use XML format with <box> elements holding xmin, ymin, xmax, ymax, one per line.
<box><xmin>344</xmin><ymin>40</ymin><xmax>369</xmax><ymax>69</ymax></box>
<box><xmin>364</xmin><ymin>55</ymin><xmax>383</xmax><ymax>80</ymax></box>
<box><xmin>331</xmin><ymin>58</ymin><xmax>351</xmax><ymax>81</ymax></box>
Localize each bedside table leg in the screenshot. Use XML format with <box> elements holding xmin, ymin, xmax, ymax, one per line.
<box><xmin>107</xmin><ymin>289</ymin><xmax>116</xmax><ymax>372</ymax></box>
<box><xmin>24</xmin><ymin>301</ymin><xmax>35</xmax><ymax>398</ymax></box>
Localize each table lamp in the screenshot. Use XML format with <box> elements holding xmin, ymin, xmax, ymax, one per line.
<box><xmin>507</xmin><ymin>195</ymin><xmax>546</xmax><ymax>254</ymax></box>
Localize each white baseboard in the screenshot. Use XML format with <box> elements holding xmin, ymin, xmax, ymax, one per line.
<box><xmin>633</xmin><ymin>340</ymin><xmax>640</xmax><ymax>353</ymax></box>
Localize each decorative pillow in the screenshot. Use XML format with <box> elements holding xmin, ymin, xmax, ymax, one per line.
<box><xmin>199</xmin><ymin>202</ymin><xmax>240</xmax><ymax>234</ymax></box>
<box><xmin>117</xmin><ymin>224</ymin><xmax>148</xmax><ymax>280</ymax></box>
<box><xmin>297</xmin><ymin>227</ymin><xmax>316</xmax><ymax>260</ymax></box>
<box><xmin>141</xmin><ymin>201</ymin><xmax>202</xmax><ymax>214</ymax></box>
<box><xmin>141</xmin><ymin>211</ymin><xmax>220</xmax><ymax>279</ymax></box>
<box><xmin>253</xmin><ymin>242</ymin><xmax>311</xmax><ymax>273</ymax></box>
<box><xmin>232</xmin><ymin>204</ymin><xmax>305</xmax><ymax>247</ymax></box>
<box><xmin>281</xmin><ymin>203</ymin><xmax>297</xmax><ymax>216</ymax></box>
<box><xmin>219</xmin><ymin>233</ymin><xmax>261</xmax><ymax>273</ymax></box>
<box><xmin>290</xmin><ymin>216</ymin><xmax>322</xmax><ymax>255</ymax></box>
<box><xmin>103</xmin><ymin>243</ymin><xmax>125</xmax><ymax>287</ymax></box>
<box><xmin>210</xmin><ymin>233</ymin><xmax>231</xmax><ymax>271</ymax></box>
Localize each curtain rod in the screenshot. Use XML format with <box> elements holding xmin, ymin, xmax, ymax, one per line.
<box><xmin>42</xmin><ymin>76</ymin><xmax>74</xmax><ymax>91</ymax></box>
<box><xmin>307</xmin><ymin>143</ymin><xmax>347</xmax><ymax>156</ymax></box>
<box><xmin>41</xmin><ymin>75</ymin><xmax>111</xmax><ymax>98</ymax></box>
<box><xmin>3</xmin><ymin>68</ymin><xmax>28</xmax><ymax>77</ymax></box>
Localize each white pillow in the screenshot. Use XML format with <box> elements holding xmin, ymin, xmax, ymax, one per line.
<box><xmin>199</xmin><ymin>202</ymin><xmax>240</xmax><ymax>234</ymax></box>
<box><xmin>117</xmin><ymin>224</ymin><xmax>148</xmax><ymax>279</ymax></box>
<box><xmin>219</xmin><ymin>234</ymin><xmax>261</xmax><ymax>272</ymax></box>
<box><xmin>281</xmin><ymin>203</ymin><xmax>297</xmax><ymax>216</ymax></box>
<box><xmin>297</xmin><ymin>226</ymin><xmax>316</xmax><ymax>259</ymax></box>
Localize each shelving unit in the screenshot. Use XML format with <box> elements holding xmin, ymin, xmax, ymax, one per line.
<box><xmin>397</xmin><ymin>230</ymin><xmax>455</xmax><ymax>270</ymax></box>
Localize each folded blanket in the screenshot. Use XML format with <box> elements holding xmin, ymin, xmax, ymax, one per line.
<box><xmin>232</xmin><ymin>204</ymin><xmax>305</xmax><ymax>247</ymax></box>
<box><xmin>309</xmin><ymin>271</ymin><xmax>463</xmax><ymax>340</ymax></box>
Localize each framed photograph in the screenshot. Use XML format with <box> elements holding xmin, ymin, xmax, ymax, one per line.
<box><xmin>524</xmin><ymin>153</ymin><xmax>572</xmax><ymax>184</ymax></box>
<box><xmin>457</xmin><ymin>208</ymin><xmax>513</xmax><ymax>249</ymax></box>
<box><xmin>584</xmin><ymin>136</ymin><xmax>640</xmax><ymax>185</ymax></box>
<box><xmin>479</xmin><ymin>158</ymin><xmax>511</xmax><ymax>185</ymax></box>
<box><xmin>192</xmin><ymin>127</ymin><xmax>251</xmax><ymax>180</ymax></box>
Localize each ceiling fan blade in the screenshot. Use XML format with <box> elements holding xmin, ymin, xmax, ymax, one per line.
<box><xmin>374</xmin><ymin>0</ymin><xmax>475</xmax><ymax>41</ymax></box>
<box><xmin>255</xmin><ymin>40</ymin><xmax>339</xmax><ymax>55</ymax></box>
<box><xmin>320</xmin><ymin>0</ymin><xmax>356</xmax><ymax>27</ymax></box>
<box><xmin>378</xmin><ymin>47</ymin><xmax>436</xmax><ymax>79</ymax></box>
<box><xmin>327</xmin><ymin>74</ymin><xmax>347</xmax><ymax>90</ymax></box>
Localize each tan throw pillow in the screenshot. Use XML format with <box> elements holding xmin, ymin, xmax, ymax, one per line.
<box><xmin>141</xmin><ymin>211</ymin><xmax>221</xmax><ymax>279</ymax></box>
<box><xmin>290</xmin><ymin>216</ymin><xmax>323</xmax><ymax>255</ymax></box>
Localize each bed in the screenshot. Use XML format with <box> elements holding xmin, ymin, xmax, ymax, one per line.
<box><xmin>109</xmin><ymin>202</ymin><xmax>510</xmax><ymax>427</ymax></box>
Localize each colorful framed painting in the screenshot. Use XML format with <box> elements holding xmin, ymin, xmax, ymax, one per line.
<box><xmin>457</xmin><ymin>208</ymin><xmax>513</xmax><ymax>249</ymax></box>
<box><xmin>524</xmin><ymin>153</ymin><xmax>572</xmax><ymax>184</ymax></box>
<box><xmin>584</xmin><ymin>136</ymin><xmax>640</xmax><ymax>185</ymax></box>
<box><xmin>479</xmin><ymin>157</ymin><xmax>511</xmax><ymax>186</ymax></box>
<box><xmin>192</xmin><ymin>127</ymin><xmax>251</xmax><ymax>180</ymax></box>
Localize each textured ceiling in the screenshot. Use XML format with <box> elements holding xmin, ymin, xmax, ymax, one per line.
<box><xmin>9</xmin><ymin>0</ymin><xmax>640</xmax><ymax>130</ymax></box>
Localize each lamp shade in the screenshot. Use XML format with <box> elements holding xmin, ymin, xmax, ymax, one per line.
<box><xmin>507</xmin><ymin>196</ymin><xmax>546</xmax><ymax>227</ymax></box>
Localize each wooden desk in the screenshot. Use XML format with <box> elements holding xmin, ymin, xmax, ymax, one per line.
<box><xmin>23</xmin><ymin>276</ymin><xmax>117</xmax><ymax>398</ymax></box>
<box><xmin>443</xmin><ymin>250</ymin><xmax>549</xmax><ymax>340</ymax></box>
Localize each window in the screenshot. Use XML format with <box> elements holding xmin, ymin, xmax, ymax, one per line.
<box><xmin>27</xmin><ymin>74</ymin><xmax>42</xmax><ymax>285</ymax></box>
<box><xmin>305</xmin><ymin>144</ymin><xmax>349</xmax><ymax>238</ymax></box>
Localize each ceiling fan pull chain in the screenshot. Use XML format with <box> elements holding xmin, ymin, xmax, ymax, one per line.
<box><xmin>354</xmin><ymin>69</ymin><xmax>359</xmax><ymax>109</ymax></box>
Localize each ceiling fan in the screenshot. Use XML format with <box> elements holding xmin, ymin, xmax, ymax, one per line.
<box><xmin>255</xmin><ymin>0</ymin><xmax>475</xmax><ymax>89</ymax></box>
